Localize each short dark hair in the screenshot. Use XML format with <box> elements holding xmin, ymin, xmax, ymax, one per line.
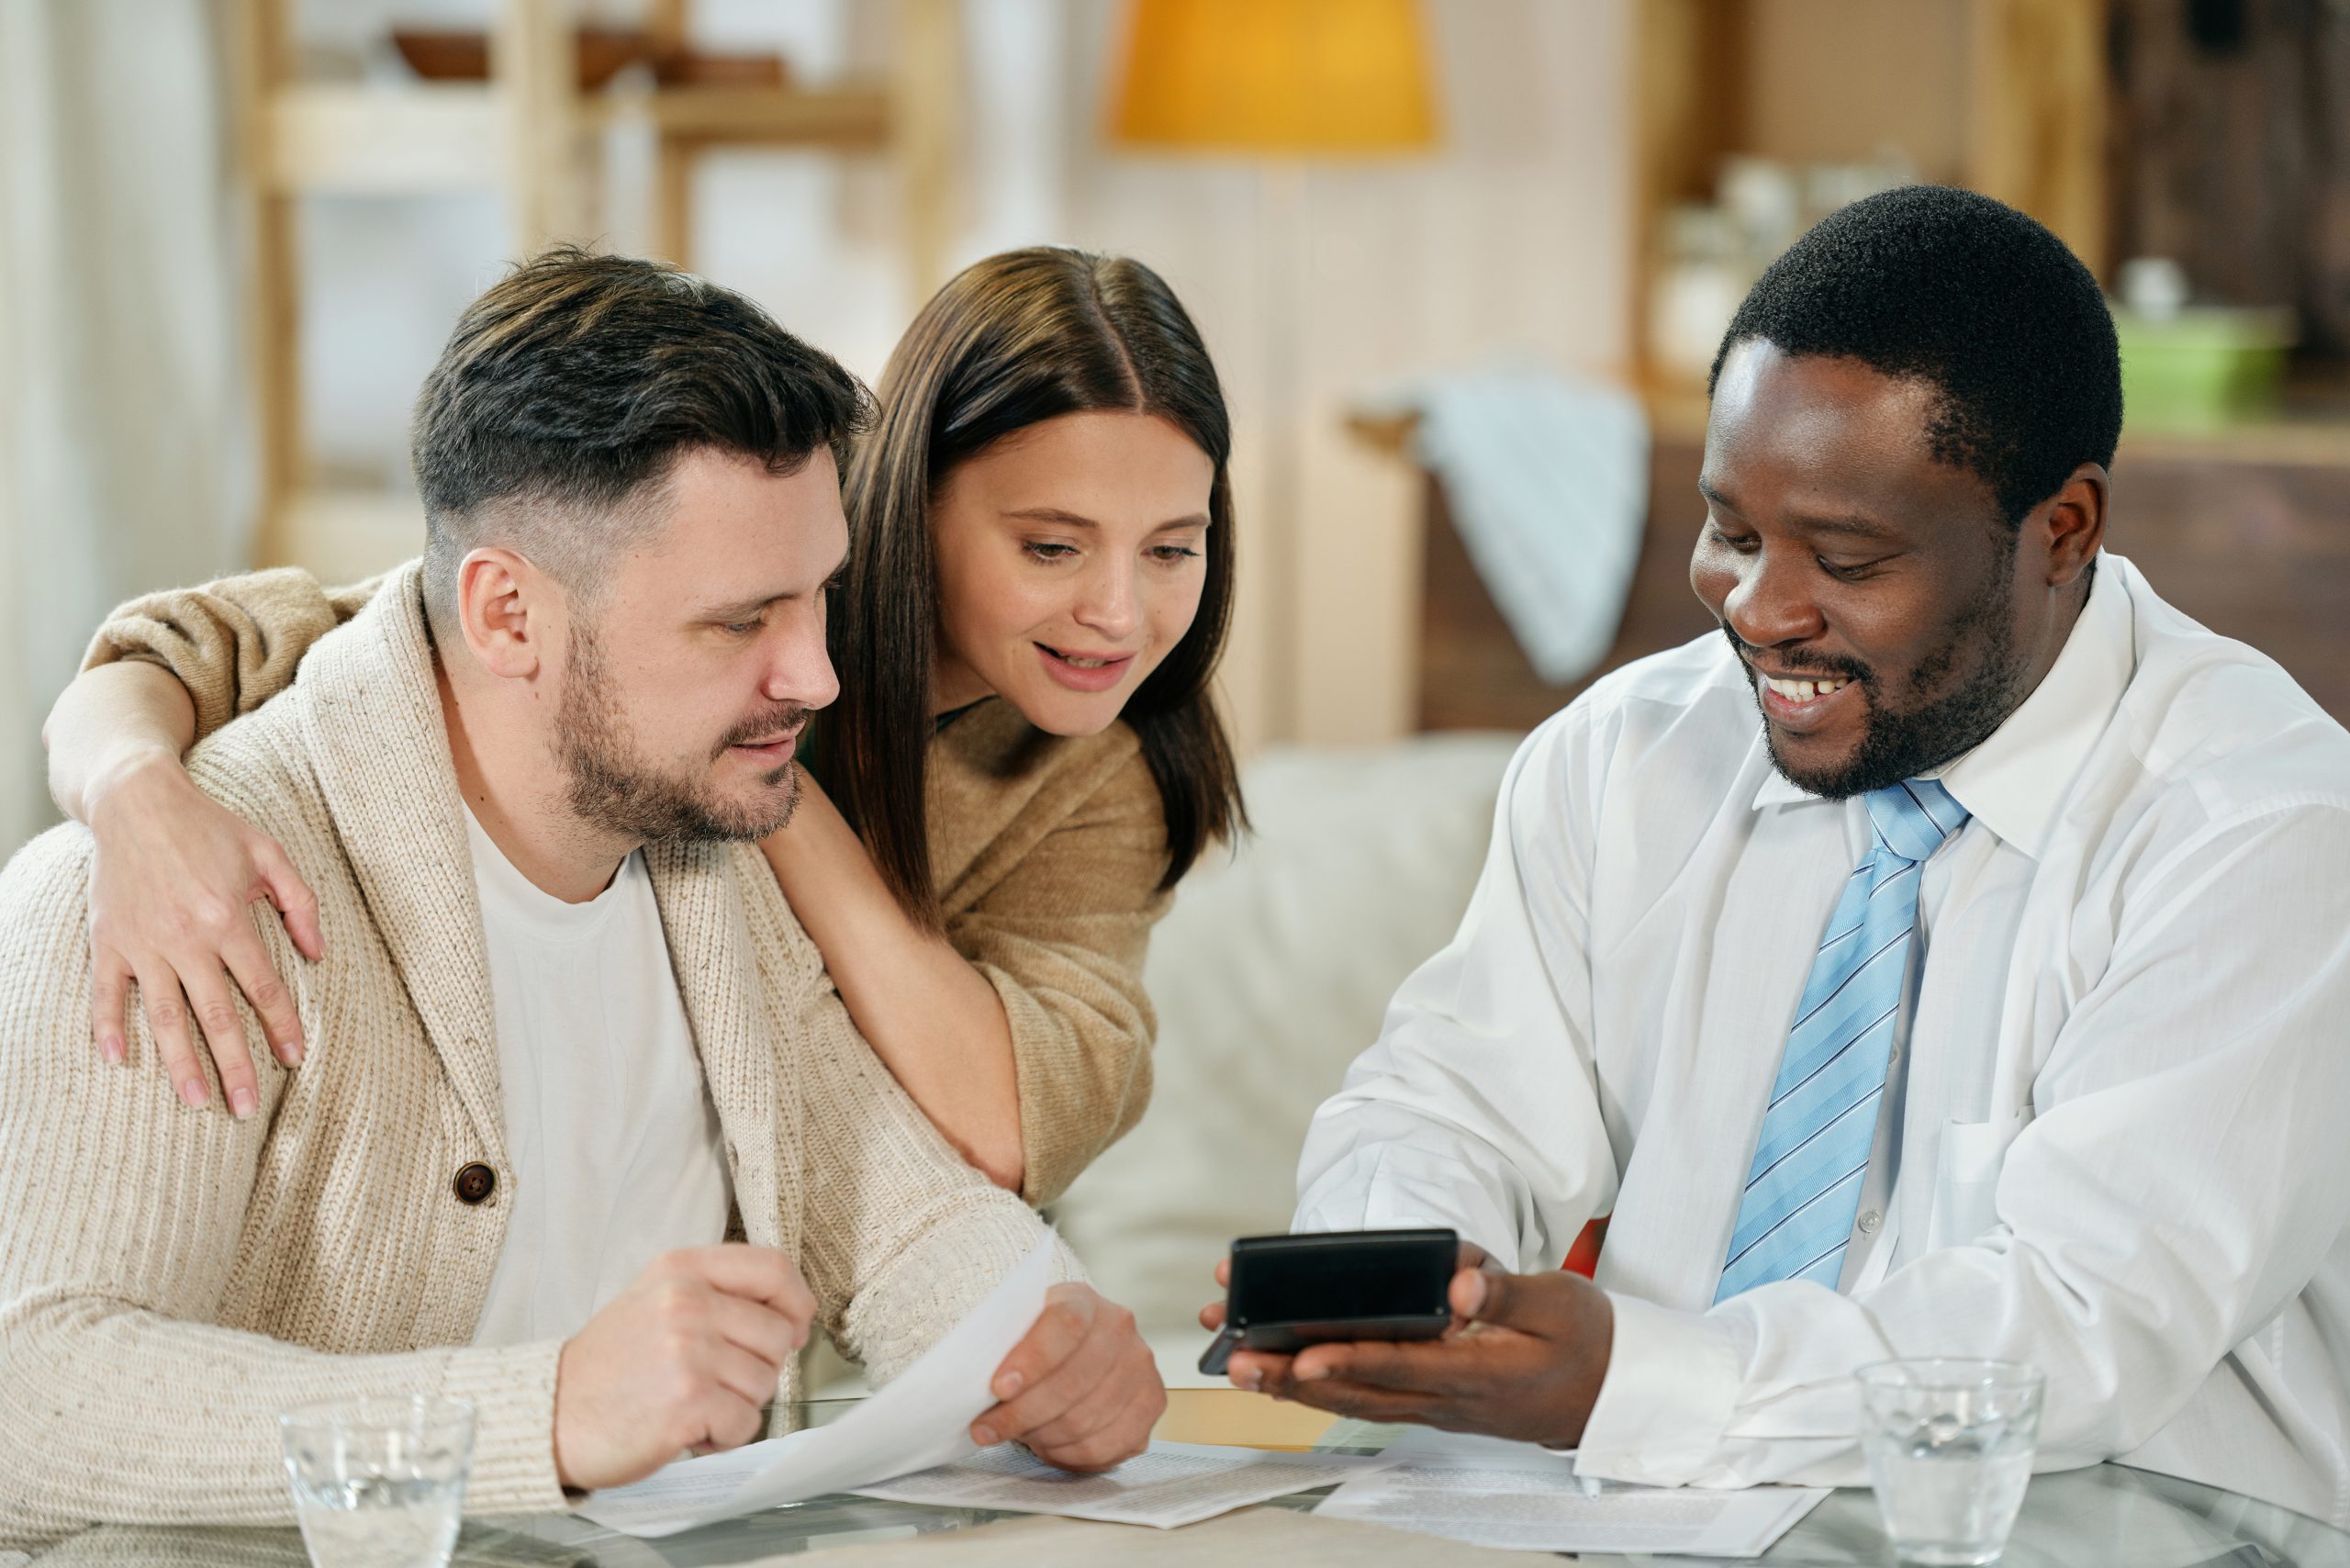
<box><xmin>1708</xmin><ymin>185</ymin><xmax>2122</xmax><ymax>526</ymax></box>
<box><xmin>413</xmin><ymin>247</ymin><xmax>871</xmax><ymax>624</ymax></box>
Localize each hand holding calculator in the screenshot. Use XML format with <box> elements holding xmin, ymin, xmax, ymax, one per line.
<box><xmin>1197</xmin><ymin>1227</ymin><xmax>1460</xmax><ymax>1376</ymax></box>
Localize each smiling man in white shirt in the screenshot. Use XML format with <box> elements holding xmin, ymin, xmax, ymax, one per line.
<box><xmin>1212</xmin><ymin>186</ymin><xmax>2350</xmax><ymax>1522</ymax></box>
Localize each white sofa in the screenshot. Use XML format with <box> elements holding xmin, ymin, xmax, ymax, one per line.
<box><xmin>1053</xmin><ymin>733</ymin><xmax>1521</xmax><ymax>1384</ymax></box>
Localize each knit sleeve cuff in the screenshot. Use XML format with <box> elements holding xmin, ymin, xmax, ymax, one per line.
<box><xmin>435</xmin><ymin>1339</ymin><xmax>568</xmax><ymax>1516</ymax></box>
<box><xmin>843</xmin><ymin>1206</ymin><xmax>1083</xmax><ymax>1387</ymax></box>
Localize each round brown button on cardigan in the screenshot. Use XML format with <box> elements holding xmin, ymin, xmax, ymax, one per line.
<box><xmin>453</xmin><ymin>1163</ymin><xmax>497</xmax><ymax>1205</ymax></box>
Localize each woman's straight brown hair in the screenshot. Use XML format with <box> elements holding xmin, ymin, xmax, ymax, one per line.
<box><xmin>821</xmin><ymin>247</ymin><xmax>1246</xmax><ymax>927</ymax></box>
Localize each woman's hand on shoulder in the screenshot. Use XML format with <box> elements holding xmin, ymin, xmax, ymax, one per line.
<box><xmin>84</xmin><ymin>751</ymin><xmax>323</xmax><ymax>1114</ymax></box>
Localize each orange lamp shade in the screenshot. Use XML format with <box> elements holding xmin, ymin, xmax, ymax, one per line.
<box><xmin>1111</xmin><ymin>0</ymin><xmax>1438</xmax><ymax>155</ymax></box>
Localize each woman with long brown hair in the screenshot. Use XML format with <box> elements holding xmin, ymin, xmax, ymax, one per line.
<box><xmin>42</xmin><ymin>247</ymin><xmax>1244</xmax><ymax>1205</ymax></box>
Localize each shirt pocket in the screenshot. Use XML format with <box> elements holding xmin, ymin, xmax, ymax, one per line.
<box><xmin>1926</xmin><ymin>1113</ymin><xmax>2028</xmax><ymax>1252</ymax></box>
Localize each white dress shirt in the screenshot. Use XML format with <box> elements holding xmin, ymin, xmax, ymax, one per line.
<box><xmin>1294</xmin><ymin>554</ymin><xmax>2350</xmax><ymax>1524</ymax></box>
<box><xmin>464</xmin><ymin>809</ymin><xmax>734</xmax><ymax>1348</ymax></box>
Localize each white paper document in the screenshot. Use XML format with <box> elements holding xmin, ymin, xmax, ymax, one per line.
<box><xmin>575</xmin><ymin>1232</ymin><xmax>1057</xmax><ymax>1538</ymax></box>
<box><xmin>850</xmin><ymin>1439</ymin><xmax>1395</xmax><ymax>1529</ymax></box>
<box><xmin>1315</xmin><ymin>1429</ymin><xmax>1828</xmax><ymax>1556</ymax></box>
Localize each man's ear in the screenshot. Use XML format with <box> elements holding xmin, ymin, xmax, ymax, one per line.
<box><xmin>2033</xmin><ymin>463</ymin><xmax>2108</xmax><ymax>589</ymax></box>
<box><xmin>454</xmin><ymin>547</ymin><xmax>555</xmax><ymax>680</ymax></box>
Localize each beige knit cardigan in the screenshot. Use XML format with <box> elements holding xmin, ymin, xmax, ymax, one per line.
<box><xmin>80</xmin><ymin>566</ymin><xmax>1177</xmax><ymax>1206</ymax></box>
<box><xmin>0</xmin><ymin>566</ymin><xmax>1078</xmax><ymax>1551</ymax></box>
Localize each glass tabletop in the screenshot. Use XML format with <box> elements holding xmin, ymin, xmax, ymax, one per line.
<box><xmin>28</xmin><ymin>1393</ymin><xmax>2350</xmax><ymax>1565</ymax></box>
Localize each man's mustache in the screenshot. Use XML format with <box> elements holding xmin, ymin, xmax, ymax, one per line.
<box><xmin>1716</xmin><ymin>622</ymin><xmax>1874</xmax><ymax>686</ymax></box>
<box><xmin>716</xmin><ymin>704</ymin><xmax>811</xmax><ymax>755</ymax></box>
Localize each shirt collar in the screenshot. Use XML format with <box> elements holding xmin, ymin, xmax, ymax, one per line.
<box><xmin>1750</xmin><ymin>556</ymin><xmax>2135</xmax><ymax>859</ymax></box>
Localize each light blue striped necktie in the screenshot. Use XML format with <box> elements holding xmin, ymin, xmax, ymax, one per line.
<box><xmin>1716</xmin><ymin>778</ymin><xmax>1970</xmax><ymax>1302</ymax></box>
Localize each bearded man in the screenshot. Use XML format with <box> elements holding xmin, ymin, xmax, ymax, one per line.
<box><xmin>1211</xmin><ymin>186</ymin><xmax>2350</xmax><ymax>1524</ymax></box>
<box><xmin>0</xmin><ymin>251</ymin><xmax>1160</xmax><ymax>1551</ymax></box>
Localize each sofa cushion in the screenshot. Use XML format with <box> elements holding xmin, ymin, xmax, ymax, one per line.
<box><xmin>1054</xmin><ymin>734</ymin><xmax>1521</xmax><ymax>1355</ymax></box>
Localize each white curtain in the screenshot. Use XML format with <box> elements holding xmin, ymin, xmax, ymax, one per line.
<box><xmin>0</xmin><ymin>0</ymin><xmax>252</xmax><ymax>856</ymax></box>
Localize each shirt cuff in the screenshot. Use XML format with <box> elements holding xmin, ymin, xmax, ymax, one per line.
<box><xmin>1572</xmin><ymin>1293</ymin><xmax>1745</xmax><ymax>1488</ymax></box>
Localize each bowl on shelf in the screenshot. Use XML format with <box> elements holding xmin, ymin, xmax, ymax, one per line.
<box><xmin>2112</xmin><ymin>304</ymin><xmax>2296</xmax><ymax>432</ymax></box>
<box><xmin>391</xmin><ymin>27</ymin><xmax>647</xmax><ymax>89</ymax></box>
<box><xmin>655</xmin><ymin>52</ymin><xmax>788</xmax><ymax>89</ymax></box>
<box><xmin>389</xmin><ymin>26</ymin><xmax>788</xmax><ymax>94</ymax></box>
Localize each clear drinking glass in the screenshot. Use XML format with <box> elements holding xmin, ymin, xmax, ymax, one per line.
<box><xmin>280</xmin><ymin>1394</ymin><xmax>476</xmax><ymax>1568</ymax></box>
<box><xmin>1856</xmin><ymin>1360</ymin><xmax>2044</xmax><ymax>1566</ymax></box>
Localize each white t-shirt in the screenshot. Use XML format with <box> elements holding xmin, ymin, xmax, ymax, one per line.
<box><xmin>464</xmin><ymin>809</ymin><xmax>733</xmax><ymax>1348</ymax></box>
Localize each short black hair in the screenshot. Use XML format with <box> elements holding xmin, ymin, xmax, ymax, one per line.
<box><xmin>1708</xmin><ymin>185</ymin><xmax>2122</xmax><ymax>527</ymax></box>
<box><xmin>414</xmin><ymin>247</ymin><xmax>872</xmax><ymax>621</ymax></box>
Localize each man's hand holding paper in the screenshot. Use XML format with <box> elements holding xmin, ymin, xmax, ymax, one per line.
<box><xmin>971</xmin><ymin>1281</ymin><xmax>1164</xmax><ymax>1472</ymax></box>
<box><xmin>576</xmin><ymin>1234</ymin><xmax>1163</xmax><ymax>1538</ymax></box>
<box><xmin>553</xmin><ymin>1245</ymin><xmax>819</xmax><ymax>1492</ymax></box>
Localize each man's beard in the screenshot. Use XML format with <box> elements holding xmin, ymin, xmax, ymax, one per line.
<box><xmin>554</xmin><ymin>619</ymin><xmax>805</xmax><ymax>844</ymax></box>
<box><xmin>1729</xmin><ymin>551</ymin><xmax>2031</xmax><ymax>801</ymax></box>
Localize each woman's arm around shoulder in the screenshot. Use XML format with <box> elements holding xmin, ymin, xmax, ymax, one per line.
<box><xmin>81</xmin><ymin>566</ymin><xmax>379</xmax><ymax>737</ymax></box>
<box><xmin>41</xmin><ymin>566</ymin><xmax>375</xmax><ymax>1109</ymax></box>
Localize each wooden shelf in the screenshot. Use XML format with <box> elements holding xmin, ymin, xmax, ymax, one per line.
<box><xmin>1359</xmin><ymin>386</ymin><xmax>2350</xmax><ymax>474</ymax></box>
<box><xmin>233</xmin><ymin>0</ymin><xmax>961</xmax><ymax>574</ymax></box>
<box><xmin>1632</xmin><ymin>0</ymin><xmax>2109</xmax><ymax>391</ymax></box>
<box><xmin>602</xmin><ymin>83</ymin><xmax>891</xmax><ymax>147</ymax></box>
<box><xmin>2117</xmin><ymin>421</ymin><xmax>2350</xmax><ymax>470</ymax></box>
<box><xmin>262</xmin><ymin>81</ymin><xmax>897</xmax><ymax>196</ymax></box>
<box><xmin>264</xmin><ymin>84</ymin><xmax>500</xmax><ymax>195</ymax></box>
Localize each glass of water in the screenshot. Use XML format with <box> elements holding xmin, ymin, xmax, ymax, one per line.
<box><xmin>280</xmin><ymin>1394</ymin><xmax>475</xmax><ymax>1568</ymax></box>
<box><xmin>1856</xmin><ymin>1359</ymin><xmax>2043</xmax><ymax>1566</ymax></box>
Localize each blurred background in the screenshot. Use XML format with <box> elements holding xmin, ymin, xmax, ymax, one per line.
<box><xmin>3</xmin><ymin>0</ymin><xmax>2346</xmax><ymax>1372</ymax></box>
<box><xmin>6</xmin><ymin>0</ymin><xmax>2350</xmax><ymax>852</ymax></box>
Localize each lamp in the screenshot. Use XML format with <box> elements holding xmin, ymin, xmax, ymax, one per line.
<box><xmin>1112</xmin><ymin>0</ymin><xmax>1437</xmax><ymax>155</ymax></box>
<box><xmin>1110</xmin><ymin>0</ymin><xmax>1438</xmax><ymax>738</ymax></box>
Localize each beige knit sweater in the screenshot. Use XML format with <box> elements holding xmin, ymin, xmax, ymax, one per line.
<box><xmin>0</xmin><ymin>566</ymin><xmax>1079</xmax><ymax>1551</ymax></box>
<box><xmin>81</xmin><ymin>566</ymin><xmax>1176</xmax><ymax>1205</ymax></box>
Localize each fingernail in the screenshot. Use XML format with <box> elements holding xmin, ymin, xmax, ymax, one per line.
<box><xmin>1461</xmin><ymin>1271</ymin><xmax>1490</xmax><ymax>1315</ymax></box>
<box><xmin>971</xmin><ymin>1425</ymin><xmax>998</xmax><ymax>1447</ymax></box>
<box><xmin>993</xmin><ymin>1371</ymin><xmax>1023</xmax><ymax>1399</ymax></box>
<box><xmin>280</xmin><ymin>1039</ymin><xmax>305</xmax><ymax>1067</ymax></box>
<box><xmin>178</xmin><ymin>1079</ymin><xmax>209</xmax><ymax>1108</ymax></box>
<box><xmin>229</xmin><ymin>1086</ymin><xmax>257</xmax><ymax>1118</ymax></box>
<box><xmin>99</xmin><ymin>1038</ymin><xmax>126</xmax><ymax>1066</ymax></box>
<box><xmin>1298</xmin><ymin>1364</ymin><xmax>1329</xmax><ymax>1383</ymax></box>
<box><xmin>1235</xmin><ymin>1368</ymin><xmax>1262</xmax><ymax>1392</ymax></box>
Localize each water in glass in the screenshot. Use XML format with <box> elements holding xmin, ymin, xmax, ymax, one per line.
<box><xmin>281</xmin><ymin>1395</ymin><xmax>474</xmax><ymax>1568</ymax></box>
<box><xmin>1857</xmin><ymin>1360</ymin><xmax>2043</xmax><ymax>1566</ymax></box>
<box><xmin>286</xmin><ymin>1471</ymin><xmax>462</xmax><ymax>1568</ymax></box>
